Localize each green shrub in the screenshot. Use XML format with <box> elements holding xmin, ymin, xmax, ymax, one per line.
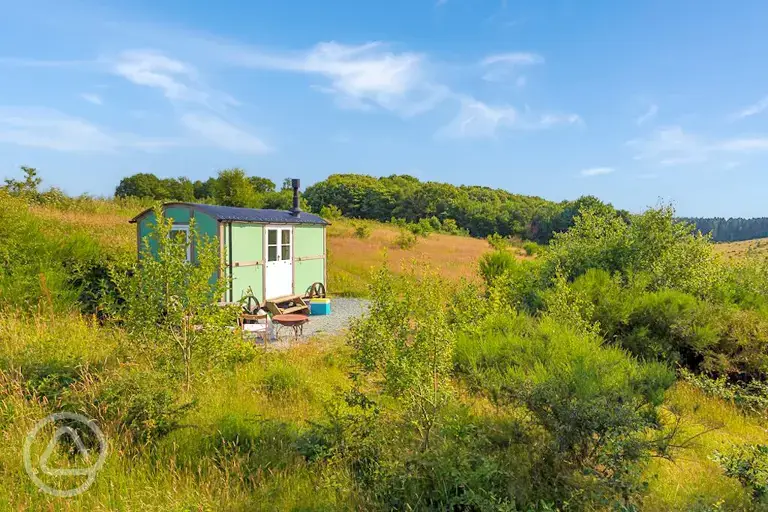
<box><xmin>522</xmin><ymin>241</ymin><xmax>540</xmax><ymax>256</ymax></box>
<box><xmin>353</xmin><ymin>223</ymin><xmax>371</xmax><ymax>239</ymax></box>
<box><xmin>712</xmin><ymin>444</ymin><xmax>768</xmax><ymax>504</ymax></box>
<box><xmin>319</xmin><ymin>204</ymin><xmax>342</xmax><ymax>220</ymax></box>
<box><xmin>394</xmin><ymin>229</ymin><xmax>417</xmax><ymax>249</ymax></box>
<box><xmin>680</xmin><ymin>369</ymin><xmax>768</xmax><ymax>417</ymax></box>
<box><xmin>478</xmin><ymin>249</ymin><xmax>516</xmax><ymax>287</ymax></box>
<box><xmin>454</xmin><ymin>316</ymin><xmax>676</xmax><ymax>507</ymax></box>
<box><xmin>486</xmin><ymin>233</ymin><xmax>508</xmax><ymax>250</ymax></box>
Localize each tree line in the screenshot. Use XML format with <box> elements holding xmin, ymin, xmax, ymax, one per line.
<box><xmin>116</xmin><ymin>170</ymin><xmax>629</xmax><ymax>244</ymax></box>
<box><xmin>682</xmin><ymin>217</ymin><xmax>768</xmax><ymax>242</ymax></box>
<box><xmin>114</xmin><ymin>170</ymin><xmax>299</xmax><ymax>211</ymax></box>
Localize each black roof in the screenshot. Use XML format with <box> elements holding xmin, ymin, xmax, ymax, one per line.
<box><xmin>130</xmin><ymin>203</ymin><xmax>329</xmax><ymax>225</ymax></box>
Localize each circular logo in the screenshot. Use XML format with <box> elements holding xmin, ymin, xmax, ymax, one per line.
<box><xmin>23</xmin><ymin>412</ymin><xmax>108</xmax><ymax>497</ymax></box>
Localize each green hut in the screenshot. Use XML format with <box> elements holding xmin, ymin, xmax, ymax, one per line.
<box><xmin>130</xmin><ymin>179</ymin><xmax>328</xmax><ymax>305</ymax></box>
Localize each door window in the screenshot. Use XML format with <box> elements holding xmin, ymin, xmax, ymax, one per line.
<box><xmin>267</xmin><ymin>228</ymin><xmax>278</xmax><ymax>262</ymax></box>
<box><xmin>281</xmin><ymin>229</ymin><xmax>291</xmax><ymax>261</ymax></box>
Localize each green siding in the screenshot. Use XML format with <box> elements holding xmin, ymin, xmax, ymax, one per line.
<box><xmin>138</xmin><ymin>211</ymin><xmax>158</xmax><ymax>258</ymax></box>
<box><xmin>230</xmin><ymin>223</ymin><xmax>264</xmax><ymax>303</ymax></box>
<box><xmin>165</xmin><ymin>206</ymin><xmax>191</xmax><ymax>223</ymax></box>
<box><xmin>195</xmin><ymin>211</ymin><xmax>218</xmax><ymax>241</ymax></box>
<box><xmin>294</xmin><ymin>225</ymin><xmax>324</xmax><ymax>257</ymax></box>
<box><xmin>294</xmin><ymin>258</ymin><xmax>324</xmax><ymax>296</ymax></box>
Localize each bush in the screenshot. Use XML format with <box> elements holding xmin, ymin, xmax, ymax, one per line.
<box><xmin>394</xmin><ymin>229</ymin><xmax>417</xmax><ymax>249</ymax></box>
<box><xmin>353</xmin><ymin>223</ymin><xmax>371</xmax><ymax>239</ymax></box>
<box><xmin>486</xmin><ymin>233</ymin><xmax>508</xmax><ymax>250</ymax></box>
<box><xmin>522</xmin><ymin>241</ymin><xmax>540</xmax><ymax>256</ymax></box>
<box><xmin>319</xmin><ymin>204</ymin><xmax>342</xmax><ymax>220</ymax></box>
<box><xmin>478</xmin><ymin>249</ymin><xmax>516</xmax><ymax>287</ymax></box>
<box><xmin>454</xmin><ymin>316</ymin><xmax>676</xmax><ymax>507</ymax></box>
<box><xmin>712</xmin><ymin>444</ymin><xmax>768</xmax><ymax>504</ymax></box>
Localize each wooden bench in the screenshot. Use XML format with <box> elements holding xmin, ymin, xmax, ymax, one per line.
<box><xmin>264</xmin><ymin>294</ymin><xmax>310</xmax><ymax>316</ymax></box>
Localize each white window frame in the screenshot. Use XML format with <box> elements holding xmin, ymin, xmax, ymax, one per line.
<box><xmin>266</xmin><ymin>226</ymin><xmax>292</xmax><ymax>262</ymax></box>
<box><xmin>170</xmin><ymin>225</ymin><xmax>192</xmax><ymax>262</ymax></box>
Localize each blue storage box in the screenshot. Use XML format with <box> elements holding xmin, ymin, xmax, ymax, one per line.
<box><xmin>309</xmin><ymin>298</ymin><xmax>331</xmax><ymax>315</ymax></box>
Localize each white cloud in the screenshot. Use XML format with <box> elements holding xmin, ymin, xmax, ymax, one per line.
<box><xmin>230</xmin><ymin>41</ymin><xmax>446</xmax><ymax>117</ymax></box>
<box><xmin>580</xmin><ymin>167</ymin><xmax>614</xmax><ymax>177</ymax></box>
<box><xmin>480</xmin><ymin>52</ymin><xmax>543</xmax><ymax>83</ymax></box>
<box><xmin>480</xmin><ymin>52</ymin><xmax>543</xmax><ymax>67</ymax></box>
<box><xmin>112</xmin><ymin>50</ymin><xmax>207</xmax><ymax>103</ymax></box>
<box><xmin>0</xmin><ymin>107</ymin><xmax>178</xmax><ymax>152</ymax></box>
<box><xmin>731</xmin><ymin>96</ymin><xmax>768</xmax><ymax>120</ymax></box>
<box><xmin>628</xmin><ymin>126</ymin><xmax>768</xmax><ymax>166</ymax></box>
<box><xmin>438</xmin><ymin>99</ymin><xmax>517</xmax><ymax>138</ymax></box>
<box><xmin>80</xmin><ymin>93</ymin><xmax>103</xmax><ymax>105</ymax></box>
<box><xmin>180</xmin><ymin>112</ymin><xmax>270</xmax><ymax>154</ymax></box>
<box><xmin>636</xmin><ymin>103</ymin><xmax>658</xmax><ymax>125</ymax></box>
<box><xmin>438</xmin><ymin>97</ymin><xmax>581</xmax><ymax>138</ymax></box>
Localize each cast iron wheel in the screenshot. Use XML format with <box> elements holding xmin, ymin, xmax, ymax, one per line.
<box><xmin>306</xmin><ymin>282</ymin><xmax>327</xmax><ymax>299</ymax></box>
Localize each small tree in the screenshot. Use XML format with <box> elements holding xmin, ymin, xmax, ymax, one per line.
<box><xmin>4</xmin><ymin>166</ymin><xmax>42</xmax><ymax>198</ymax></box>
<box><xmin>113</xmin><ymin>207</ymin><xmax>241</xmax><ymax>391</ymax></box>
<box><xmin>348</xmin><ymin>266</ymin><xmax>453</xmax><ymax>450</ymax></box>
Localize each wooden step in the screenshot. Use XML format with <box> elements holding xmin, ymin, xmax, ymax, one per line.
<box><xmin>268</xmin><ymin>294</ymin><xmax>303</xmax><ymax>305</ymax></box>
<box><xmin>281</xmin><ymin>304</ymin><xmax>309</xmax><ymax>314</ymax></box>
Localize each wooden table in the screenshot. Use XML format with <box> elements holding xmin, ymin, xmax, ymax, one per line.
<box><xmin>272</xmin><ymin>314</ymin><xmax>309</xmax><ymax>341</ymax></box>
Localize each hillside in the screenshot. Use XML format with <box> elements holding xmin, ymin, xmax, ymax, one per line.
<box><xmin>4</xmin><ymin>193</ymin><xmax>768</xmax><ymax>511</ymax></box>
<box><xmin>28</xmin><ymin>199</ymin><xmax>506</xmax><ymax>298</ymax></box>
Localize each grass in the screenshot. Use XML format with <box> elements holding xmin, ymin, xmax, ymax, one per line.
<box><xmin>642</xmin><ymin>382</ymin><xmax>768</xmax><ymax>511</ymax></box>
<box><xmin>4</xmin><ymin>197</ymin><xmax>768</xmax><ymax>510</ymax></box>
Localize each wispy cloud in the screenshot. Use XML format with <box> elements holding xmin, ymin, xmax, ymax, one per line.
<box><xmin>230</xmin><ymin>41</ymin><xmax>446</xmax><ymax>117</ymax></box>
<box><xmin>438</xmin><ymin>97</ymin><xmax>581</xmax><ymax>139</ymax></box>
<box><xmin>636</xmin><ymin>103</ymin><xmax>658</xmax><ymax>125</ymax></box>
<box><xmin>628</xmin><ymin>126</ymin><xmax>768</xmax><ymax>166</ymax></box>
<box><xmin>580</xmin><ymin>167</ymin><xmax>614</xmax><ymax>177</ymax></box>
<box><xmin>112</xmin><ymin>50</ymin><xmax>208</xmax><ymax>103</ymax></box>
<box><xmin>480</xmin><ymin>52</ymin><xmax>543</xmax><ymax>83</ymax></box>
<box><xmin>731</xmin><ymin>96</ymin><xmax>768</xmax><ymax>120</ymax></box>
<box><xmin>0</xmin><ymin>106</ymin><xmax>178</xmax><ymax>152</ymax></box>
<box><xmin>80</xmin><ymin>93</ymin><xmax>103</xmax><ymax>105</ymax></box>
<box><xmin>180</xmin><ymin>112</ymin><xmax>270</xmax><ymax>154</ymax></box>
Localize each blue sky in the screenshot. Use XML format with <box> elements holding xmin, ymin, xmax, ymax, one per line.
<box><xmin>2</xmin><ymin>0</ymin><xmax>768</xmax><ymax>217</ymax></box>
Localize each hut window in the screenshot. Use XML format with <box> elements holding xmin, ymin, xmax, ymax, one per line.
<box><xmin>169</xmin><ymin>225</ymin><xmax>191</xmax><ymax>262</ymax></box>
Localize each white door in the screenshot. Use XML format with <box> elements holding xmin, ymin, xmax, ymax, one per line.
<box><xmin>265</xmin><ymin>226</ymin><xmax>293</xmax><ymax>299</ymax></box>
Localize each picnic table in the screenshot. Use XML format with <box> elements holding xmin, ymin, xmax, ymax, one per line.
<box><xmin>272</xmin><ymin>313</ymin><xmax>309</xmax><ymax>341</ymax></box>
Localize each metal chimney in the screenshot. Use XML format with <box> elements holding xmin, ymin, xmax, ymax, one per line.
<box><xmin>291</xmin><ymin>178</ymin><xmax>301</xmax><ymax>217</ymax></box>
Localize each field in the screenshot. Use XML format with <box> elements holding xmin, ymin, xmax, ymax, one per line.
<box><xmin>715</xmin><ymin>237</ymin><xmax>768</xmax><ymax>259</ymax></box>
<box><xmin>2</xmin><ymin>196</ymin><xmax>768</xmax><ymax>511</ymax></box>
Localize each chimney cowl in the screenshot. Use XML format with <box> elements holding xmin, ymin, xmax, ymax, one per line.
<box><xmin>290</xmin><ymin>178</ymin><xmax>301</xmax><ymax>217</ymax></box>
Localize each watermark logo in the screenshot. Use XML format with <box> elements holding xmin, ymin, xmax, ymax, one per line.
<box><xmin>23</xmin><ymin>412</ymin><xmax>108</xmax><ymax>497</ymax></box>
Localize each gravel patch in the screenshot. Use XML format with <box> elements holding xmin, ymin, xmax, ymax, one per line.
<box><xmin>249</xmin><ymin>297</ymin><xmax>370</xmax><ymax>350</ymax></box>
<box><xmin>303</xmin><ymin>297</ymin><xmax>370</xmax><ymax>337</ymax></box>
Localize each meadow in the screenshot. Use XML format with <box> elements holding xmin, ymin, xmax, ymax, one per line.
<box><xmin>2</xmin><ymin>189</ymin><xmax>768</xmax><ymax>511</ymax></box>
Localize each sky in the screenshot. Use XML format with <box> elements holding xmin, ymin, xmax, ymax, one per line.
<box><xmin>1</xmin><ymin>0</ymin><xmax>768</xmax><ymax>217</ymax></box>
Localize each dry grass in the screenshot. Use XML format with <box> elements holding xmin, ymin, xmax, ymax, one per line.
<box><xmin>714</xmin><ymin>238</ymin><xmax>768</xmax><ymax>259</ymax></box>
